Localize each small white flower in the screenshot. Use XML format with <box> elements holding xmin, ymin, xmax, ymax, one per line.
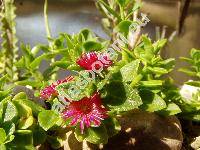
<box><xmin>180</xmin><ymin>81</ymin><xmax>200</xmax><ymax>101</ymax></box>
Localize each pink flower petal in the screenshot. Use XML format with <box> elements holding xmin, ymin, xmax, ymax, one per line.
<box><xmin>62</xmin><ymin>92</ymin><xmax>108</xmax><ymax>133</ymax></box>
<box><xmin>76</xmin><ymin>52</ymin><xmax>112</xmax><ymax>70</ymax></box>
<box><xmin>40</xmin><ymin>76</ymin><xmax>74</xmax><ymax>100</ymax></box>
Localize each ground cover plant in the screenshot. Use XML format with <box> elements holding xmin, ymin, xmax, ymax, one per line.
<box><xmin>0</xmin><ymin>0</ymin><xmax>199</xmax><ymax>149</ymax></box>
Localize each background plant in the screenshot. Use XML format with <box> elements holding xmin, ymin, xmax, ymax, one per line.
<box><xmin>178</xmin><ymin>48</ymin><xmax>200</xmax><ymax>121</ymax></box>
<box><xmin>0</xmin><ymin>0</ymin><xmax>18</xmax><ymax>82</ymax></box>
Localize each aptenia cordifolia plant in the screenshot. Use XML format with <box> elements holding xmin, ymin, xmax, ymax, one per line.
<box><xmin>0</xmin><ymin>0</ymin><xmax>199</xmax><ymax>149</ymax></box>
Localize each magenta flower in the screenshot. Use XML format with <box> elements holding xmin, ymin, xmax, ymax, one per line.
<box><xmin>62</xmin><ymin>92</ymin><xmax>108</xmax><ymax>133</ymax></box>
<box><xmin>76</xmin><ymin>52</ymin><xmax>112</xmax><ymax>70</ymax></box>
<box><xmin>40</xmin><ymin>76</ymin><xmax>74</xmax><ymax>100</ymax></box>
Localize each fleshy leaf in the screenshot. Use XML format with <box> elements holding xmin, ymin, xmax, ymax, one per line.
<box><xmin>103</xmin><ymin>81</ymin><xmax>142</xmax><ymax>112</ymax></box>
<box><xmin>83</xmin><ymin>41</ymin><xmax>102</xmax><ymax>52</ymax></box>
<box><xmin>38</xmin><ymin>110</ymin><xmax>60</xmax><ymax>131</ymax></box>
<box><xmin>160</xmin><ymin>103</ymin><xmax>182</xmax><ymax>116</ymax></box>
<box><xmin>116</xmin><ymin>20</ymin><xmax>133</xmax><ymax>36</ymax></box>
<box><xmin>0</xmin><ymin>128</ymin><xmax>6</xmax><ymax>144</ymax></box>
<box><xmin>75</xmin><ymin>125</ymin><xmax>108</xmax><ymax>144</ymax></box>
<box><xmin>140</xmin><ymin>90</ymin><xmax>166</xmax><ymax>112</ymax></box>
<box><xmin>14</xmin><ymin>99</ymin><xmax>44</xmax><ymax>117</ymax></box>
<box><xmin>3</xmin><ymin>101</ymin><xmax>18</xmax><ymax>123</ymax></box>
<box><xmin>18</xmin><ymin>116</ymin><xmax>34</xmax><ymax>129</ymax></box>
<box><xmin>120</xmin><ymin>59</ymin><xmax>140</xmax><ymax>82</ymax></box>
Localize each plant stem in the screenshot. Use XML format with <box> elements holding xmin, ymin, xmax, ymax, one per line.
<box><xmin>44</xmin><ymin>0</ymin><xmax>56</xmax><ymax>80</ymax></box>
<box><xmin>44</xmin><ymin>0</ymin><xmax>52</xmax><ymax>40</ymax></box>
<box><xmin>119</xmin><ymin>5</ymin><xmax>124</xmax><ymax>20</ymax></box>
<box><xmin>129</xmin><ymin>0</ymin><xmax>142</xmax><ymax>49</ymax></box>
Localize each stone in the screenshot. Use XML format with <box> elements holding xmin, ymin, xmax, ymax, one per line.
<box><xmin>191</xmin><ymin>136</ymin><xmax>200</xmax><ymax>150</ymax></box>
<box><xmin>64</xmin><ymin>131</ymin><xmax>98</xmax><ymax>150</ymax></box>
<box><xmin>63</xmin><ymin>110</ymin><xmax>183</xmax><ymax>150</ymax></box>
<box><xmin>103</xmin><ymin>110</ymin><xmax>183</xmax><ymax>150</ymax></box>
